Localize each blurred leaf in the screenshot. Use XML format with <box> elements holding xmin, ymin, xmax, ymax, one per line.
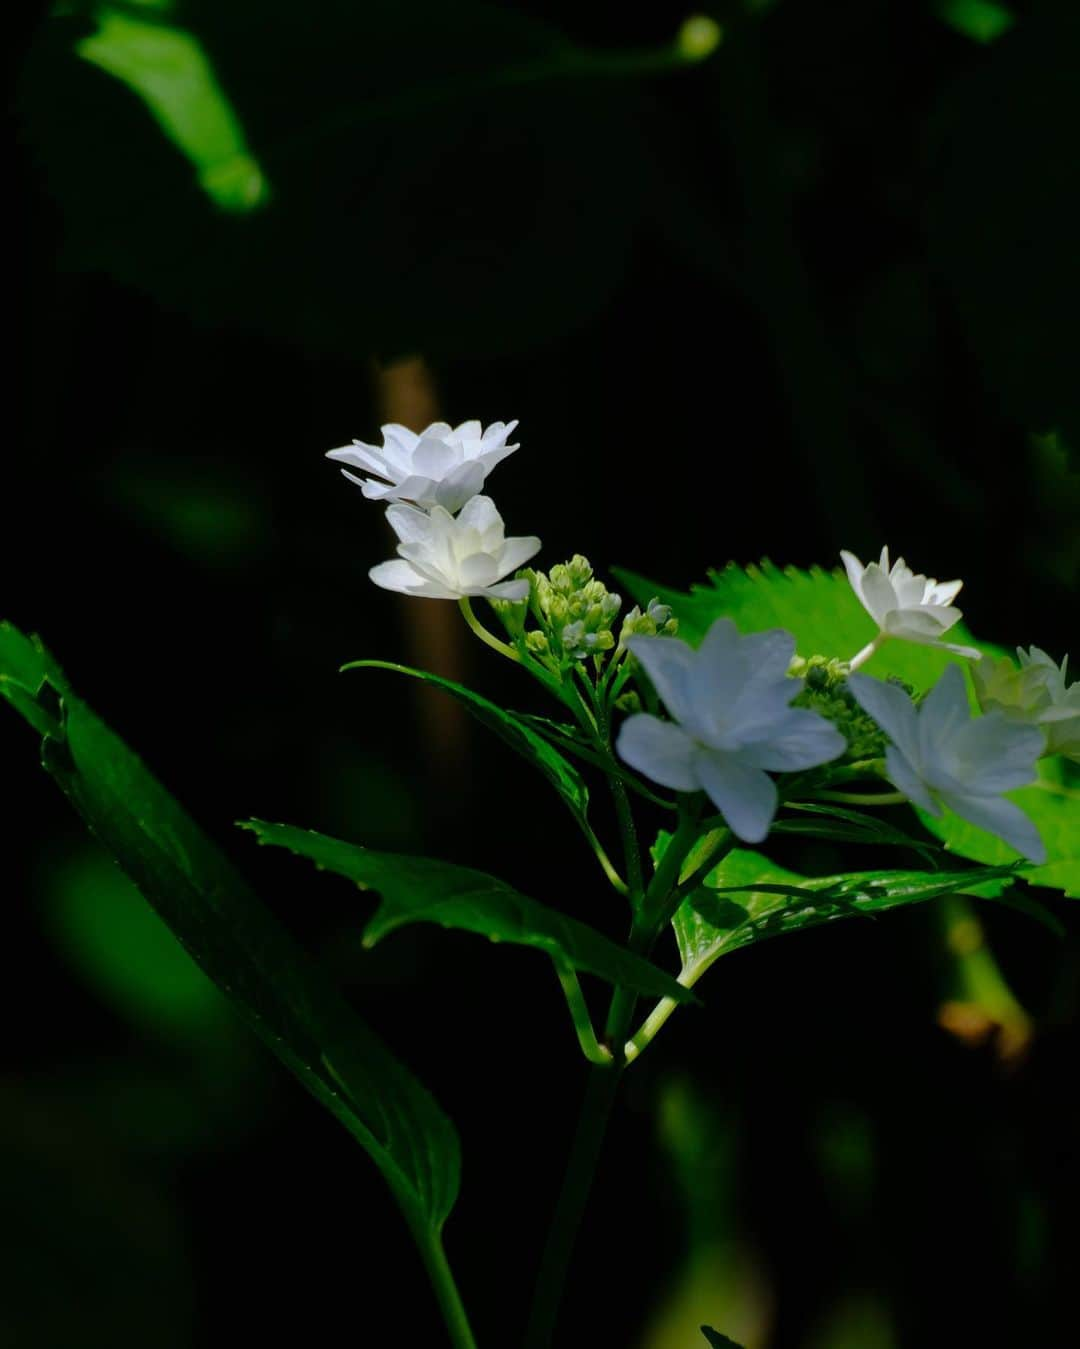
<box><xmin>42</xmin><ymin>845</ymin><xmax>231</xmax><ymax>1042</ymax></box>
<box><xmin>343</xmin><ymin>660</ymin><xmax>589</xmax><ymax>830</ymax></box>
<box><xmin>665</xmin><ymin>838</ymin><xmax>1024</xmax><ymax>990</ymax></box>
<box><xmin>918</xmin><ymin>755</ymin><xmax>1080</xmax><ymax>898</ymax></box>
<box><xmin>0</xmin><ymin>624</ymin><xmax>461</xmax><ymax>1235</ymax></box>
<box><xmin>937</xmin><ymin>1</ymin><xmax>1015</xmax><ymax>44</ymax></box>
<box><xmin>19</xmin><ymin>0</ymin><xmax>665</xmax><ymax>358</ymax></box>
<box><xmin>77</xmin><ymin>6</ymin><xmax>269</xmax><ymax>212</ymax></box>
<box><xmin>614</xmin><ymin>560</ymin><xmax>1003</xmax><ymax>688</ymax></box>
<box><xmin>701</xmin><ymin>1328</ymin><xmax>746</xmax><ymax>1349</ymax></box>
<box><xmin>243</xmin><ymin>819</ymin><xmax>696</xmax><ymax>1004</ymax></box>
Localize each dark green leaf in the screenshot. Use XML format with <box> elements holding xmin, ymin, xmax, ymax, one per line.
<box><xmin>772</xmin><ymin>801</ymin><xmax>942</xmax><ymax>862</ymax></box>
<box><xmin>343</xmin><ymin>660</ymin><xmax>590</xmax><ymax>830</ymax></box>
<box><xmin>1</xmin><ymin>626</ymin><xmax>460</xmax><ymax>1234</ymax></box>
<box><xmin>918</xmin><ymin>755</ymin><xmax>1080</xmax><ymax>898</ymax></box>
<box><xmin>701</xmin><ymin>1327</ymin><xmax>746</xmax><ymax>1349</ymax></box>
<box><xmin>243</xmin><ymin>820</ymin><xmax>696</xmax><ymax>1005</ymax></box>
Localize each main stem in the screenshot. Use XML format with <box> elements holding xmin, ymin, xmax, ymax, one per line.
<box><xmin>414</xmin><ymin>1227</ymin><xmax>479</xmax><ymax>1349</ymax></box>
<box><xmin>522</xmin><ymin>1060</ymin><xmax>622</xmax><ymax>1349</ymax></box>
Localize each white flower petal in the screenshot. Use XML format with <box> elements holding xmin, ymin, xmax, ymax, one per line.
<box><xmin>937</xmin><ymin>790</ymin><xmax>1046</xmax><ymax>865</ymax></box>
<box><xmin>883</xmin><ymin>745</ymin><xmax>940</xmax><ymax>815</ymax></box>
<box><xmin>859</xmin><ymin>564</ymin><xmax>898</xmax><ymax>626</ymax></box>
<box><xmin>412</xmin><ymin>435</ymin><xmax>461</xmax><ymax>479</ymax></box>
<box><xmin>368</xmin><ymin>559</ymin><xmax>458</xmax><ymax>599</ymax></box>
<box><xmin>693</xmin><ymin>750</ymin><xmax>779</xmax><ymax>843</ymax></box>
<box><xmin>361</xmin><ymin>473</ymin><xmax>436</xmax><ymax>504</ymax></box>
<box><xmin>847</xmin><ymin>674</ymin><xmax>922</xmax><ymax>767</ymax></box>
<box><xmin>484</xmin><ymin>578</ymin><xmax>531</xmax><ymax>601</ymax></box>
<box><xmin>458</xmin><ymin>553</ymin><xmax>500</xmax><ymax>588</ymax></box>
<box><xmin>497</xmin><ymin>534</ymin><xmax>542</xmax><ymax>573</ymax></box>
<box><xmin>326</xmin><ymin>442</ymin><xmax>391</xmax><ymax>476</ymax></box>
<box><xmin>885</xmin><ymin>606</ymin><xmax>963</xmax><ymax>640</ymax></box>
<box><xmin>385</xmin><ymin>502</ymin><xmax>435</xmax><ymax>546</ymax></box>
<box><xmin>840</xmin><ymin>549</ymin><xmax>866</xmax><ymax>603</ymax></box>
<box><xmin>433</xmin><ymin>461</ymin><xmax>486</xmax><ymax>514</ymax></box>
<box><xmin>615</xmin><ymin>714</ymin><xmax>700</xmax><ymax>792</ymax></box>
<box><xmin>456</xmin><ymin>494</ymin><xmax>502</xmax><ymax>536</ymax></box>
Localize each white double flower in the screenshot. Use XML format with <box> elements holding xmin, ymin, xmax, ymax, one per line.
<box><xmin>842</xmin><ymin>546</ymin><xmax>980</xmax><ymax>665</ymax></box>
<box><xmin>973</xmin><ymin>646</ymin><xmax>1080</xmax><ymax>763</ymax></box>
<box><xmin>331</xmin><ymin>417</ymin><xmax>538</xmax><ymax>603</ymax></box>
<box><xmin>370</xmin><ymin>497</ymin><xmax>540</xmax><ymax>602</ymax></box>
<box><xmin>328</xmin><ymin>419</ymin><xmax>519</xmax><ymax>515</ymax></box>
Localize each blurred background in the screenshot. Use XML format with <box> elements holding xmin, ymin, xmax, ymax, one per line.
<box><xmin>6</xmin><ymin>1</ymin><xmax>1079</xmax><ymax>1345</ymax></box>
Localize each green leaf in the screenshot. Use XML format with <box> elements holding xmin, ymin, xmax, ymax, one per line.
<box><xmin>772</xmin><ymin>801</ymin><xmax>943</xmax><ymax>862</ymax></box>
<box><xmin>614</xmin><ymin>559</ymin><xmax>1004</xmax><ymax>688</ymax></box>
<box><xmin>243</xmin><ymin>820</ymin><xmax>696</xmax><ymax>1005</ymax></box>
<box><xmin>701</xmin><ymin>1328</ymin><xmax>746</xmax><ymax>1349</ymax></box>
<box><xmin>0</xmin><ymin>625</ymin><xmax>460</xmax><ymax>1234</ymax></box>
<box><xmin>918</xmin><ymin>755</ymin><xmax>1080</xmax><ymax>898</ymax></box>
<box><xmin>668</xmin><ymin>841</ymin><xmax>1023</xmax><ymax>990</ymax></box>
<box><xmin>343</xmin><ymin>660</ymin><xmax>590</xmax><ymax>830</ymax></box>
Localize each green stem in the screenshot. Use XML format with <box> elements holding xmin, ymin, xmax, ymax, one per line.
<box><xmin>557</xmin><ymin>967</ymin><xmax>615</xmax><ymax>1065</ymax></box>
<box><xmin>413</xmin><ymin>1228</ymin><xmax>479</xmax><ymax>1349</ymax></box>
<box><xmin>848</xmin><ymin>631</ymin><xmax>887</xmax><ymax>671</ymax></box>
<box><xmin>458</xmin><ymin>597</ymin><xmax>520</xmax><ymax>662</ymax></box>
<box><xmin>522</xmin><ymin>1061</ymin><xmax>622</xmax><ymax>1349</ymax></box>
<box><xmin>812</xmin><ymin>789</ymin><xmax>907</xmax><ymax>807</ymax></box>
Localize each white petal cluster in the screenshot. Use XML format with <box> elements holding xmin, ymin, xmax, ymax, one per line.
<box><xmin>370</xmin><ymin>497</ymin><xmax>540</xmax><ymax>602</ymax></box>
<box><xmin>841</xmin><ymin>546</ymin><xmax>979</xmax><ymax>659</ymax></box>
<box><xmin>328</xmin><ymin>419</ymin><xmax>519</xmax><ymax>514</ymax></box>
<box><xmin>973</xmin><ymin>646</ymin><xmax>1080</xmax><ymax>762</ymax></box>
<box><xmin>848</xmin><ymin>666</ymin><xmax>1046</xmax><ymax>862</ymax></box>
<box><xmin>329</xmin><ymin>415</ymin><xmax>539</xmax><ymax>603</ymax></box>
<box><xmin>615</xmin><ymin>618</ymin><xmax>846</xmax><ymax>842</ymax></box>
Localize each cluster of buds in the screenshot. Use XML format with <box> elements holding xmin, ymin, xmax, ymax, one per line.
<box><xmin>618</xmin><ymin>597</ymin><xmax>678</xmax><ymax>649</ymax></box>
<box><xmin>789</xmin><ymin>655</ymin><xmax>888</xmax><ymax>764</ymax></box>
<box><xmin>521</xmin><ymin>556</ymin><xmax>623</xmax><ymax>664</ymax></box>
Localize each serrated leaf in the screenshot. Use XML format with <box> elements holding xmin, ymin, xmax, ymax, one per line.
<box><xmin>668</xmin><ymin>840</ymin><xmax>1024</xmax><ymax>990</ymax></box>
<box><xmin>614</xmin><ymin>559</ymin><xmax>1004</xmax><ymax>688</ymax></box>
<box><xmin>918</xmin><ymin>754</ymin><xmax>1080</xmax><ymax>898</ymax></box>
<box><xmin>343</xmin><ymin>659</ymin><xmax>590</xmax><ymax>829</ymax></box>
<box><xmin>701</xmin><ymin>1327</ymin><xmax>746</xmax><ymax>1349</ymax></box>
<box><xmin>1</xmin><ymin>625</ymin><xmax>460</xmax><ymax>1234</ymax></box>
<box><xmin>243</xmin><ymin>820</ymin><xmax>696</xmax><ymax>1005</ymax></box>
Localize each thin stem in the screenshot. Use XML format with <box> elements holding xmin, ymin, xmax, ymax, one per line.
<box><xmin>459</xmin><ymin>597</ymin><xmax>521</xmax><ymax>662</ymax></box>
<box><xmin>848</xmin><ymin>631</ymin><xmax>887</xmax><ymax>671</ymax></box>
<box><xmin>412</xmin><ymin>1228</ymin><xmax>479</xmax><ymax>1349</ymax></box>
<box><xmin>522</xmin><ymin>1062</ymin><xmax>622</xmax><ymax>1349</ymax></box>
<box><xmin>557</xmin><ymin>967</ymin><xmax>615</xmax><ymax>1065</ymax></box>
<box><xmin>578</xmin><ymin>820</ymin><xmax>629</xmax><ymax>896</ymax></box>
<box><xmin>623</xmin><ymin>989</ymin><xmax>684</xmax><ymax>1065</ymax></box>
<box><xmin>812</xmin><ymin>788</ymin><xmax>907</xmax><ymax>806</ymax></box>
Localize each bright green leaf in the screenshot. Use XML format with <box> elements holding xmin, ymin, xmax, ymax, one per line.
<box><xmin>243</xmin><ymin>820</ymin><xmax>696</xmax><ymax>1005</ymax></box>
<box><xmin>667</xmin><ymin>840</ymin><xmax>1024</xmax><ymax>991</ymax></box>
<box><xmin>0</xmin><ymin>624</ymin><xmax>460</xmax><ymax>1235</ymax></box>
<box><xmin>614</xmin><ymin>560</ymin><xmax>1004</xmax><ymax>688</ymax></box>
<box><xmin>918</xmin><ymin>755</ymin><xmax>1080</xmax><ymax>898</ymax></box>
<box><xmin>937</xmin><ymin>0</ymin><xmax>1015</xmax><ymax>45</ymax></box>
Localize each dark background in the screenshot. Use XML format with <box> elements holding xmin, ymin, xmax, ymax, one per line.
<box><xmin>5</xmin><ymin>1</ymin><xmax>1079</xmax><ymax>1345</ymax></box>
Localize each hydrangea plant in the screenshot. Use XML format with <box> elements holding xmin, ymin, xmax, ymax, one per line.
<box><xmin>2</xmin><ymin>416</ymin><xmax>1077</xmax><ymax>1349</ymax></box>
